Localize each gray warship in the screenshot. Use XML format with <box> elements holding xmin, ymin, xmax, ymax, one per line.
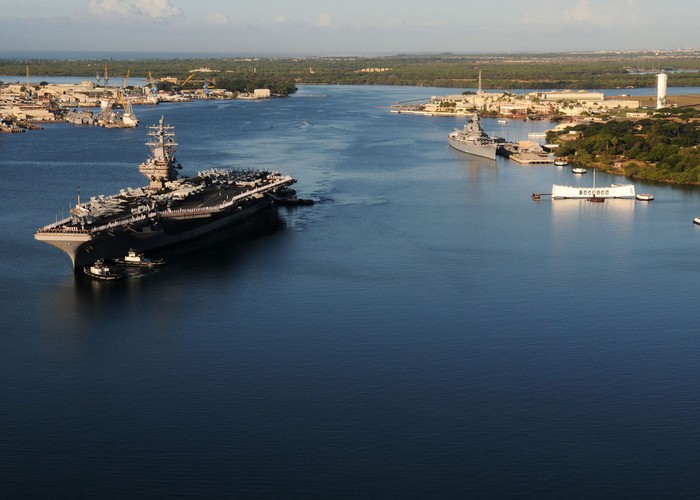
<box><xmin>35</xmin><ymin>117</ymin><xmax>297</xmax><ymax>270</ymax></box>
<box><xmin>448</xmin><ymin>112</ymin><xmax>499</xmax><ymax>160</ymax></box>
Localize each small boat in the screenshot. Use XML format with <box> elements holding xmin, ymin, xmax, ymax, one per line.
<box><xmin>83</xmin><ymin>259</ymin><xmax>122</xmax><ymax>280</ymax></box>
<box><xmin>636</xmin><ymin>193</ymin><xmax>654</xmax><ymax>201</ymax></box>
<box><xmin>587</xmin><ymin>196</ymin><xmax>605</xmax><ymax>203</ymax></box>
<box><xmin>113</xmin><ymin>249</ymin><xmax>165</xmax><ymax>267</ymax></box>
<box><xmin>554</xmin><ymin>159</ymin><xmax>569</xmax><ymax>166</ymax></box>
<box><xmin>572</xmin><ymin>167</ymin><xmax>587</xmax><ymax>174</ymax></box>
<box><xmin>694</xmin><ymin>217</ymin><xmax>700</xmax><ymax>225</ymax></box>
<box><xmin>531</xmin><ymin>193</ymin><xmax>542</xmax><ymax>201</ymax></box>
<box><xmin>497</xmin><ymin>119</ymin><xmax>507</xmax><ymax>124</ymax></box>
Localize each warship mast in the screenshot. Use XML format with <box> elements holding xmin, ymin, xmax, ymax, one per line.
<box><xmin>138</xmin><ymin>116</ymin><xmax>180</xmax><ymax>190</ymax></box>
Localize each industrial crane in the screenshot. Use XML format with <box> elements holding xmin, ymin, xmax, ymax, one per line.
<box><xmin>116</xmin><ymin>87</ymin><xmax>138</xmax><ymax>127</ymax></box>
<box><xmin>203</xmin><ymin>78</ymin><xmax>211</xmax><ymax>98</ymax></box>
<box><xmin>116</xmin><ymin>88</ymin><xmax>128</xmax><ymax>109</ymax></box>
<box><xmin>181</xmin><ymin>72</ymin><xmax>196</xmax><ymax>86</ymax></box>
<box><xmin>173</xmin><ymin>72</ymin><xmax>196</xmax><ymax>94</ymax></box>
<box><xmin>148</xmin><ymin>71</ymin><xmax>158</xmax><ymax>97</ymax></box>
<box><xmin>111</xmin><ymin>68</ymin><xmax>131</xmax><ymax>108</ymax></box>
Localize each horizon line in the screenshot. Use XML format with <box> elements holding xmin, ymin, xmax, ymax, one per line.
<box><xmin>2</xmin><ymin>48</ymin><xmax>699</xmax><ymax>61</ymax></box>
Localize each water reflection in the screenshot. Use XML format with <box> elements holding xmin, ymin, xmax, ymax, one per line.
<box><xmin>550</xmin><ymin>198</ymin><xmax>637</xmax><ymax>242</ymax></box>
<box><xmin>450</xmin><ymin>150</ymin><xmax>498</xmax><ymax>200</ymax></box>
<box><xmin>37</xmin><ymin>209</ymin><xmax>286</xmax><ymax>341</ymax></box>
<box><xmin>551</xmin><ymin>198</ymin><xmax>636</xmax><ymax>218</ymax></box>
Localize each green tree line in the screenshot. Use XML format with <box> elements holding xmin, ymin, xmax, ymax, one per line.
<box><xmin>4</xmin><ymin>52</ymin><xmax>700</xmax><ymax>90</ymax></box>
<box><xmin>552</xmin><ymin>110</ymin><xmax>700</xmax><ymax>184</ymax></box>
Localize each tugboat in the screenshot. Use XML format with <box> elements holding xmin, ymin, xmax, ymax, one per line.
<box><xmin>83</xmin><ymin>259</ymin><xmax>122</xmax><ymax>280</ymax></box>
<box><xmin>113</xmin><ymin>249</ymin><xmax>165</xmax><ymax>267</ymax></box>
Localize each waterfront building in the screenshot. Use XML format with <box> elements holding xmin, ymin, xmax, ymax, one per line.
<box><xmin>531</xmin><ymin>90</ymin><xmax>606</xmax><ymax>101</ymax></box>
<box><xmin>416</xmin><ymin>90</ymin><xmax>640</xmax><ymax>118</ymax></box>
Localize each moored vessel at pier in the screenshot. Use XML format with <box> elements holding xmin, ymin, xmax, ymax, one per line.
<box><xmin>448</xmin><ymin>112</ymin><xmax>499</xmax><ymax>160</ymax></box>
<box><xmin>35</xmin><ymin>117</ymin><xmax>298</xmax><ymax>270</ymax></box>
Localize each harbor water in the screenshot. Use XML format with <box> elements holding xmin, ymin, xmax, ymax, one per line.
<box><xmin>2</xmin><ymin>85</ymin><xmax>700</xmax><ymax>497</ymax></box>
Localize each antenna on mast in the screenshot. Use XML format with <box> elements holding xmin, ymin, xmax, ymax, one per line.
<box><xmin>25</xmin><ymin>63</ymin><xmax>32</xmax><ymax>99</ymax></box>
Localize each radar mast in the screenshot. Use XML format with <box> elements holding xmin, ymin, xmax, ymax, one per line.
<box><xmin>138</xmin><ymin>116</ymin><xmax>180</xmax><ymax>190</ymax></box>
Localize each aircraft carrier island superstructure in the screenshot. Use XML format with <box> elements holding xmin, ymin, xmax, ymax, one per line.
<box><xmin>35</xmin><ymin>117</ymin><xmax>297</xmax><ymax>269</ymax></box>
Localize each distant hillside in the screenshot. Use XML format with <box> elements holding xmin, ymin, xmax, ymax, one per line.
<box><xmin>3</xmin><ymin>52</ymin><xmax>700</xmax><ymax>90</ymax></box>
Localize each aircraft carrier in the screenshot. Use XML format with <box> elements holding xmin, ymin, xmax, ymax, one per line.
<box><xmin>35</xmin><ymin>116</ymin><xmax>298</xmax><ymax>270</ymax></box>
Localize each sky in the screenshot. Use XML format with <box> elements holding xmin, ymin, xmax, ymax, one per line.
<box><xmin>1</xmin><ymin>0</ymin><xmax>697</xmax><ymax>57</ymax></box>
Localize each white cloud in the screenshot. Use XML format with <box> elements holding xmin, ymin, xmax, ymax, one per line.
<box><xmin>380</xmin><ymin>17</ymin><xmax>407</xmax><ymax>28</ymax></box>
<box><xmin>518</xmin><ymin>0</ymin><xmax>649</xmax><ymax>28</ymax></box>
<box><xmin>206</xmin><ymin>12</ymin><xmax>231</xmax><ymax>26</ymax></box>
<box><xmin>315</xmin><ymin>12</ymin><xmax>335</xmax><ymax>29</ymax></box>
<box><xmin>88</xmin><ymin>0</ymin><xmax>183</xmax><ymax>19</ymax></box>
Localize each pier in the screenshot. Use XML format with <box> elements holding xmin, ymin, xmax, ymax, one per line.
<box><xmin>510</xmin><ymin>152</ymin><xmax>554</xmax><ymax>164</ymax></box>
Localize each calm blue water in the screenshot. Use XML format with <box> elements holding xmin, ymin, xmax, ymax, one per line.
<box><xmin>2</xmin><ymin>85</ymin><xmax>700</xmax><ymax>498</ymax></box>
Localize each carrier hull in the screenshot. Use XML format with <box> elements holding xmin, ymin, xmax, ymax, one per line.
<box><xmin>36</xmin><ymin>195</ymin><xmax>276</xmax><ymax>268</ymax></box>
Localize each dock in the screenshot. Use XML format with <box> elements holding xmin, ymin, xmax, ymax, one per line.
<box><xmin>510</xmin><ymin>152</ymin><xmax>554</xmax><ymax>164</ymax></box>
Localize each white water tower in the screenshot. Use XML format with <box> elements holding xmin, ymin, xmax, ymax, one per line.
<box><xmin>656</xmin><ymin>72</ymin><xmax>668</xmax><ymax>109</ymax></box>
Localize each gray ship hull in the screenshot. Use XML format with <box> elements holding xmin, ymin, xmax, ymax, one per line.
<box><xmin>448</xmin><ymin>136</ymin><xmax>498</xmax><ymax>160</ymax></box>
